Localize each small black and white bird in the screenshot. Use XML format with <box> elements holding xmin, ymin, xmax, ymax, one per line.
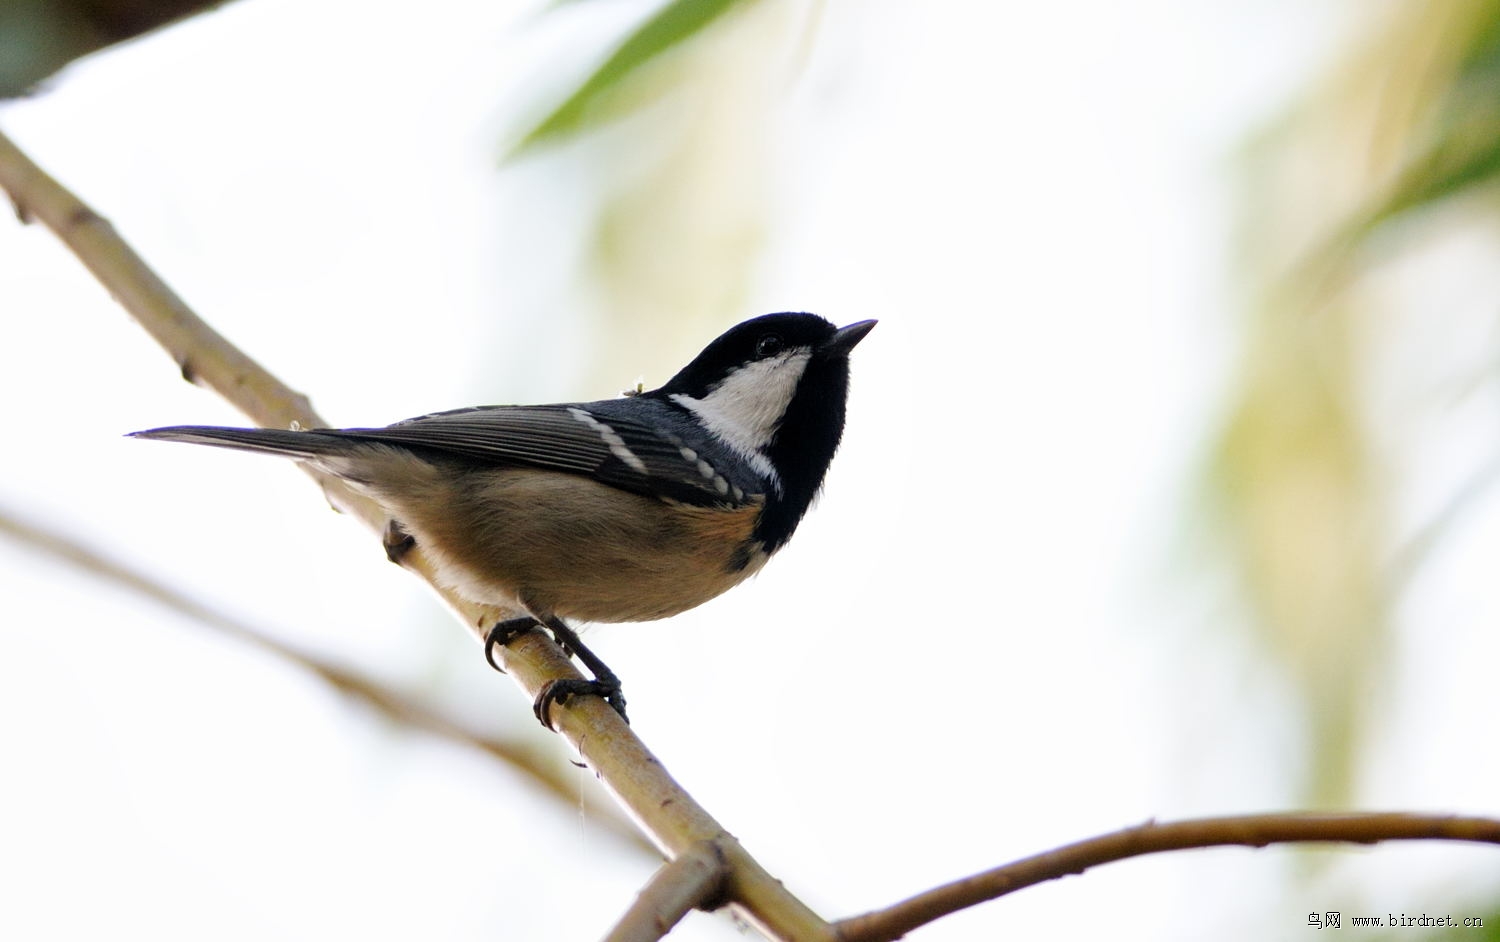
<box><xmin>133</xmin><ymin>312</ymin><xmax>875</xmax><ymax>726</ymax></box>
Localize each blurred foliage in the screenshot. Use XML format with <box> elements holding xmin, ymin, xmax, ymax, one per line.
<box><xmin>509</xmin><ymin>0</ymin><xmax>754</xmax><ymax>156</ymax></box>
<box><xmin>1214</xmin><ymin>1</ymin><xmax>1500</xmax><ymax>807</ymax></box>
<box><xmin>507</xmin><ymin>0</ymin><xmax>809</xmax><ymax>383</ymax></box>
<box><xmin>1352</xmin><ymin>1</ymin><xmax>1500</xmax><ymax>235</ymax></box>
<box><xmin>0</xmin><ymin>0</ymin><xmax>229</xmax><ymax>97</ymax></box>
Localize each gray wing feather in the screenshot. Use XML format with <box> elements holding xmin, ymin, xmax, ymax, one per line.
<box><xmin>336</xmin><ymin>403</ymin><xmax>756</xmax><ymax>507</ymax></box>
<box><xmin>134</xmin><ymin>402</ymin><xmax>762</xmax><ymax>508</ymax></box>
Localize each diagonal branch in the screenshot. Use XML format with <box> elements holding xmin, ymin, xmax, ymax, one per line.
<box><xmin>0</xmin><ymin>124</ymin><xmax>832</xmax><ymax>941</ymax></box>
<box><xmin>833</xmin><ymin>812</ymin><xmax>1500</xmax><ymax>941</ymax></box>
<box><xmin>0</xmin><ymin>134</ymin><xmax>321</xmax><ymax>434</ymax></box>
<box><xmin>0</xmin><ymin>503</ymin><xmax>649</xmax><ymax>853</ymax></box>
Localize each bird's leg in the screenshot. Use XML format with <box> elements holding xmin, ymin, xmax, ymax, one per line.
<box><xmin>533</xmin><ymin>616</ymin><xmax>628</xmax><ymax>728</ymax></box>
<box><xmin>483</xmin><ymin>615</ymin><xmax>628</xmax><ymax>728</ymax></box>
<box><xmin>384</xmin><ymin>527</ymin><xmax>613</xmax><ymax>725</ymax></box>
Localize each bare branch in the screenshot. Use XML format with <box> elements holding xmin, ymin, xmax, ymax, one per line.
<box><xmin>0</xmin><ymin>131</ymin><xmax>320</xmax><ymax>432</ymax></box>
<box><xmin>833</xmin><ymin>812</ymin><xmax>1500</xmax><ymax>941</ymax></box>
<box><xmin>0</xmin><ymin>503</ymin><xmax>650</xmax><ymax>853</ymax></box>
<box><xmin>0</xmin><ymin>124</ymin><xmax>832</xmax><ymax>940</ymax></box>
<box><xmin>604</xmin><ymin>841</ymin><xmax>728</xmax><ymax>942</ymax></box>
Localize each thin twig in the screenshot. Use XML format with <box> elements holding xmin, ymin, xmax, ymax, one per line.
<box><xmin>604</xmin><ymin>841</ymin><xmax>729</xmax><ymax>942</ymax></box>
<box><xmin>0</xmin><ymin>504</ymin><xmax>649</xmax><ymax>853</ymax></box>
<box><xmin>0</xmin><ymin>124</ymin><xmax>833</xmax><ymax>941</ymax></box>
<box><xmin>833</xmin><ymin>812</ymin><xmax>1500</xmax><ymax>941</ymax></box>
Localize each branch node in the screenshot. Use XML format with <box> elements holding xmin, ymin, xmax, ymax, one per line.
<box><xmin>65</xmin><ymin>203</ymin><xmax>102</xmax><ymax>231</ymax></box>
<box><xmin>603</xmin><ymin>840</ymin><xmax>730</xmax><ymax>942</ymax></box>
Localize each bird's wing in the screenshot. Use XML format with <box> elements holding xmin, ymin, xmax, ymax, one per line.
<box><xmin>334</xmin><ymin>402</ymin><xmax>761</xmax><ymax>508</ymax></box>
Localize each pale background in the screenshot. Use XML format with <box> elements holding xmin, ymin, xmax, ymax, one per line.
<box><xmin>1</xmin><ymin>1</ymin><xmax>1497</xmax><ymax>939</ymax></box>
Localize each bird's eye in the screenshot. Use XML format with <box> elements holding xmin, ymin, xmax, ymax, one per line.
<box><xmin>755</xmin><ymin>334</ymin><xmax>784</xmax><ymax>358</ymax></box>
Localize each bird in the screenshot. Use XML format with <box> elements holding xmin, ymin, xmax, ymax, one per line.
<box><xmin>132</xmin><ymin>312</ymin><xmax>875</xmax><ymax>726</ymax></box>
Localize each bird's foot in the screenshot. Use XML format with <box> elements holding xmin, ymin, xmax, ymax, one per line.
<box><xmin>483</xmin><ymin>615</ymin><xmax>630</xmax><ymax>728</ymax></box>
<box><xmin>535</xmin><ymin>677</ymin><xmax>627</xmax><ymax>729</ymax></box>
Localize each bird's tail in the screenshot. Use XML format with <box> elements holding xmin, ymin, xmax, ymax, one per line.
<box><xmin>129</xmin><ymin>425</ymin><xmax>353</xmax><ymax>459</ymax></box>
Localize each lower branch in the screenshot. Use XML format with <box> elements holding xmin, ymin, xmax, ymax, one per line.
<box><xmin>834</xmin><ymin>812</ymin><xmax>1500</xmax><ymax>942</ymax></box>
<box><xmin>0</xmin><ymin>504</ymin><xmax>650</xmax><ymax>852</ymax></box>
<box><xmin>605</xmin><ymin>841</ymin><xmax>729</xmax><ymax>942</ymax></box>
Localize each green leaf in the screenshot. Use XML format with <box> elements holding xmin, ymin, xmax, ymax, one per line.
<box><xmin>509</xmin><ymin>0</ymin><xmax>752</xmax><ymax>157</ymax></box>
<box><xmin>1349</xmin><ymin>2</ymin><xmax>1500</xmax><ymax>235</ymax></box>
<box><xmin>1371</xmin><ymin>121</ymin><xmax>1500</xmax><ymax>224</ymax></box>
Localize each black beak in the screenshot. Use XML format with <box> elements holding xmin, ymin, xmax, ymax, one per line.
<box><xmin>825</xmin><ymin>319</ymin><xmax>877</xmax><ymax>356</ymax></box>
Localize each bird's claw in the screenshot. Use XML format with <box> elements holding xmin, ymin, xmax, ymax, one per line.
<box><xmin>534</xmin><ymin>678</ymin><xmax>628</xmax><ymax>729</ymax></box>
<box><xmin>484</xmin><ymin>617</ymin><xmax>541</xmax><ymax>672</ymax></box>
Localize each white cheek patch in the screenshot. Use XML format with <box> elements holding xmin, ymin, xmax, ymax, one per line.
<box><xmin>568</xmin><ymin>407</ymin><xmax>648</xmax><ymax>474</ymax></box>
<box><xmin>670</xmin><ymin>349</ymin><xmax>810</xmax><ymax>490</ymax></box>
